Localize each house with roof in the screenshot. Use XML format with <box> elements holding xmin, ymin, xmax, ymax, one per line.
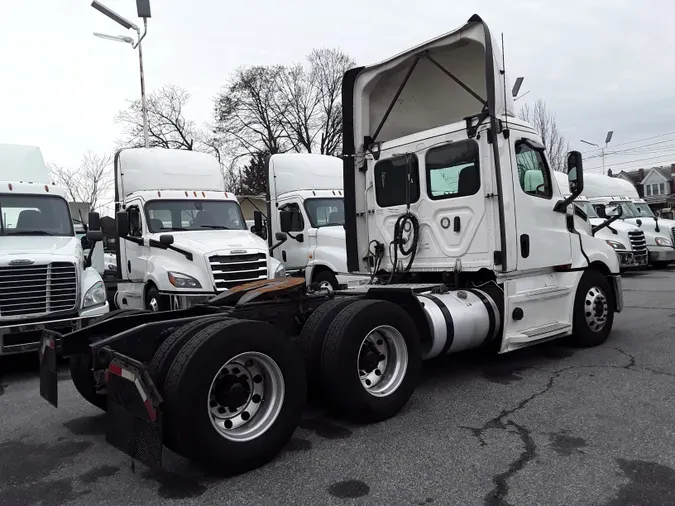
<box><xmin>609</xmin><ymin>163</ymin><xmax>675</xmax><ymax>214</ymax></box>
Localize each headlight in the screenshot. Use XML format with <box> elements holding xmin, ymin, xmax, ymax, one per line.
<box><xmin>274</xmin><ymin>263</ymin><xmax>286</xmax><ymax>278</ymax></box>
<box><xmin>83</xmin><ymin>281</ymin><xmax>106</xmax><ymax>308</ymax></box>
<box><xmin>655</xmin><ymin>236</ymin><xmax>673</xmax><ymax>247</ymax></box>
<box><xmin>168</xmin><ymin>271</ymin><xmax>202</xmax><ymax>289</ymax></box>
<box><xmin>605</xmin><ymin>240</ymin><xmax>627</xmax><ymax>250</ymax></box>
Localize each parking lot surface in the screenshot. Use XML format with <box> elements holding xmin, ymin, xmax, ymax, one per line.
<box><xmin>2</xmin><ymin>268</ymin><xmax>675</xmax><ymax>506</ymax></box>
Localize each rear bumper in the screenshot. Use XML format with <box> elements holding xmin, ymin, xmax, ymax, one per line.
<box><xmin>0</xmin><ymin>303</ymin><xmax>109</xmax><ymax>355</ymax></box>
<box><xmin>648</xmin><ymin>247</ymin><xmax>675</xmax><ymax>264</ymax></box>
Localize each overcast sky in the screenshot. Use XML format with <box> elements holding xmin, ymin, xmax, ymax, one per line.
<box><xmin>1</xmin><ymin>0</ymin><xmax>674</xmax><ymax>176</ymax></box>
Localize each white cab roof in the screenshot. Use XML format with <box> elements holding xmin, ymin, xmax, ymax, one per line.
<box><xmin>349</xmin><ymin>14</ymin><xmax>514</xmax><ymax>149</ymax></box>
<box><xmin>117</xmin><ymin>148</ymin><xmax>224</xmax><ymax>197</ymax></box>
<box><xmin>0</xmin><ymin>143</ymin><xmax>50</xmax><ymax>183</ymax></box>
<box><xmin>581</xmin><ymin>172</ymin><xmax>639</xmax><ymax>199</ymax></box>
<box><xmin>269</xmin><ymin>153</ymin><xmax>343</xmax><ymax>196</ymax></box>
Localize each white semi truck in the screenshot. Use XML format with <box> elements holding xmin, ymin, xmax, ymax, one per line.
<box><xmin>554</xmin><ymin>172</ymin><xmax>648</xmax><ymax>269</ymax></box>
<box><xmin>112</xmin><ymin>147</ymin><xmax>286</xmax><ymax>312</ymax></box>
<box><xmin>41</xmin><ymin>15</ymin><xmax>623</xmax><ymax>477</ymax></box>
<box><xmin>582</xmin><ymin>173</ymin><xmax>675</xmax><ymax>267</ymax></box>
<box><xmin>257</xmin><ymin>153</ymin><xmax>368</xmax><ymax>290</ymax></box>
<box><xmin>0</xmin><ymin>144</ymin><xmax>108</xmax><ymax>355</ymax></box>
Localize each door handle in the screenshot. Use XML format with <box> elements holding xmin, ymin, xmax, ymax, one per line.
<box><xmin>128</xmin><ymin>260</ymin><xmax>132</xmax><ymax>272</ymax></box>
<box><xmin>454</xmin><ymin>216</ymin><xmax>461</xmax><ymax>232</ymax></box>
<box><xmin>282</xmin><ymin>251</ymin><xmax>287</xmax><ymax>262</ymax></box>
<box><xmin>520</xmin><ymin>234</ymin><xmax>530</xmax><ymax>258</ymax></box>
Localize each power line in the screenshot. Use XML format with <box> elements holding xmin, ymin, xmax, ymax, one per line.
<box><xmin>585</xmin><ymin>153</ymin><xmax>675</xmax><ymax>172</ymax></box>
<box><xmin>580</xmin><ymin>131</ymin><xmax>675</xmax><ymax>155</ymax></box>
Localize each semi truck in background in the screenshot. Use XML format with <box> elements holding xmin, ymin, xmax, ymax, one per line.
<box><xmin>582</xmin><ymin>173</ymin><xmax>675</xmax><ymax>267</ymax></box>
<box><xmin>554</xmin><ymin>172</ymin><xmax>648</xmax><ymax>270</ymax></box>
<box><xmin>112</xmin><ymin>147</ymin><xmax>287</xmax><ymax>312</ymax></box>
<box><xmin>255</xmin><ymin>153</ymin><xmax>368</xmax><ymax>290</ymax></box>
<box><xmin>0</xmin><ymin>143</ymin><xmax>108</xmax><ymax>355</ymax></box>
<box><xmin>40</xmin><ymin>15</ymin><xmax>625</xmax><ymax>476</ymax></box>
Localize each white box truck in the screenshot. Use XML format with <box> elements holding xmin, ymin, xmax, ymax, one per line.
<box><xmin>554</xmin><ymin>172</ymin><xmax>647</xmax><ymax>269</ymax></box>
<box><xmin>0</xmin><ymin>144</ymin><xmax>108</xmax><ymax>355</ymax></box>
<box><xmin>582</xmin><ymin>172</ymin><xmax>675</xmax><ymax>267</ymax></box>
<box><xmin>42</xmin><ymin>15</ymin><xmax>624</xmax><ymax>476</ymax></box>
<box><xmin>112</xmin><ymin>147</ymin><xmax>287</xmax><ymax>312</ymax></box>
<box><xmin>258</xmin><ymin>153</ymin><xmax>369</xmax><ymax>290</ymax></box>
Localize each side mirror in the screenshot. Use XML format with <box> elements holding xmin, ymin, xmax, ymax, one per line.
<box><xmin>86</xmin><ymin>229</ymin><xmax>103</xmax><ymax>242</ymax></box>
<box><xmin>252</xmin><ymin>210</ymin><xmax>268</xmax><ymax>240</ymax></box>
<box><xmin>604</xmin><ymin>205</ymin><xmax>622</xmax><ymax>218</ymax></box>
<box><xmin>275</xmin><ymin>232</ymin><xmax>287</xmax><ymax>241</ymax></box>
<box><xmin>567</xmin><ymin>150</ymin><xmax>584</xmax><ymax>195</ymax></box>
<box><xmin>279</xmin><ymin>211</ymin><xmax>294</xmax><ymax>232</ymax></box>
<box><xmin>88</xmin><ymin>211</ymin><xmax>101</xmax><ymax>232</ymax></box>
<box><xmin>116</xmin><ymin>210</ymin><xmax>130</xmax><ymax>237</ymax></box>
<box><xmin>159</xmin><ymin>234</ymin><xmax>174</xmax><ymax>246</ymax></box>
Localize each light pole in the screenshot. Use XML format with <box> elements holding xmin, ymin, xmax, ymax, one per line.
<box><xmin>91</xmin><ymin>1</ymin><xmax>152</xmax><ymax>148</ymax></box>
<box><xmin>581</xmin><ymin>130</ymin><xmax>613</xmax><ymax>175</ymax></box>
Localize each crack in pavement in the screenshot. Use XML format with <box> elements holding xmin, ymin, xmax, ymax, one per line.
<box><xmin>464</xmin><ymin>347</ymin><xmax>675</xmax><ymax>506</ymax></box>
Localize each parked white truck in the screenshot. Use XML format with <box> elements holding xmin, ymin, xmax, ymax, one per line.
<box><xmin>112</xmin><ymin>147</ymin><xmax>286</xmax><ymax>312</ymax></box>
<box><xmin>43</xmin><ymin>15</ymin><xmax>625</xmax><ymax>476</ymax></box>
<box><xmin>582</xmin><ymin>173</ymin><xmax>675</xmax><ymax>267</ymax></box>
<box><xmin>258</xmin><ymin>153</ymin><xmax>368</xmax><ymax>290</ymax></box>
<box><xmin>0</xmin><ymin>143</ymin><xmax>108</xmax><ymax>355</ymax></box>
<box><xmin>554</xmin><ymin>172</ymin><xmax>648</xmax><ymax>269</ymax></box>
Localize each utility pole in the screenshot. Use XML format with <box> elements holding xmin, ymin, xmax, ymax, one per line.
<box><xmin>581</xmin><ymin>130</ymin><xmax>614</xmax><ymax>175</ymax></box>
<box><xmin>91</xmin><ymin>1</ymin><xmax>152</xmax><ymax>148</ymax></box>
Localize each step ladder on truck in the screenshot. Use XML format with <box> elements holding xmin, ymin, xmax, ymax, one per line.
<box><xmin>38</xmin><ymin>14</ymin><xmax>624</xmax><ymax>477</ymax></box>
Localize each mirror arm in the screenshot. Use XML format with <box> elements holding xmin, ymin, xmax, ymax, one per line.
<box><xmin>269</xmin><ymin>237</ymin><xmax>287</xmax><ymax>254</ymax></box>
<box><xmin>553</xmin><ymin>187</ymin><xmax>582</xmax><ymax>214</ymax></box>
<box><xmin>147</xmin><ymin>239</ymin><xmax>193</xmax><ymax>261</ymax></box>
<box><xmin>592</xmin><ymin>214</ymin><xmax>621</xmax><ymax>236</ymax></box>
<box><xmin>121</xmin><ymin>235</ymin><xmax>144</xmax><ymax>246</ymax></box>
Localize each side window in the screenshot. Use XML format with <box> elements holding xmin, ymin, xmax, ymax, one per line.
<box><xmin>425</xmin><ymin>141</ymin><xmax>480</xmax><ymax>200</ymax></box>
<box><xmin>128</xmin><ymin>206</ymin><xmax>143</xmax><ymax>237</ymax></box>
<box><xmin>374</xmin><ymin>154</ymin><xmax>420</xmax><ymax>208</ymax></box>
<box><xmin>279</xmin><ymin>202</ymin><xmax>304</xmax><ymax>232</ymax></box>
<box><xmin>515</xmin><ymin>141</ymin><xmax>552</xmax><ymax>199</ymax></box>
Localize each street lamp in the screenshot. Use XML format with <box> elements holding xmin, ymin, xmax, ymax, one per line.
<box><xmin>91</xmin><ymin>1</ymin><xmax>152</xmax><ymax>148</ymax></box>
<box><xmin>581</xmin><ymin>130</ymin><xmax>613</xmax><ymax>175</ymax></box>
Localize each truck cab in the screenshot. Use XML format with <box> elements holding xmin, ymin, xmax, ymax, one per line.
<box><xmin>582</xmin><ymin>173</ymin><xmax>675</xmax><ymax>267</ymax></box>
<box><xmin>261</xmin><ymin>153</ymin><xmax>368</xmax><ymax>290</ymax></box>
<box><xmin>113</xmin><ymin>148</ymin><xmax>286</xmax><ymax>312</ymax></box>
<box><xmin>554</xmin><ymin>172</ymin><xmax>647</xmax><ymax>270</ymax></box>
<box><xmin>0</xmin><ymin>144</ymin><xmax>108</xmax><ymax>354</ymax></box>
<box><xmin>343</xmin><ymin>14</ymin><xmax>622</xmax><ymax>352</ymax></box>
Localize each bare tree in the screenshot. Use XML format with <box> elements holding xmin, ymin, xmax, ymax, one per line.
<box><xmin>518</xmin><ymin>99</ymin><xmax>570</xmax><ymax>172</ymax></box>
<box><xmin>48</xmin><ymin>151</ymin><xmax>113</xmax><ymax>211</ymax></box>
<box><xmin>116</xmin><ymin>85</ymin><xmax>199</xmax><ymax>150</ymax></box>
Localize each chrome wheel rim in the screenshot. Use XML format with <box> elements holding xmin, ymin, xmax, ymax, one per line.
<box><xmin>357</xmin><ymin>325</ymin><xmax>408</xmax><ymax>397</ymax></box>
<box><xmin>584</xmin><ymin>285</ymin><xmax>608</xmax><ymax>332</ymax></box>
<box><xmin>148</xmin><ymin>297</ymin><xmax>159</xmax><ymax>312</ymax></box>
<box><xmin>207</xmin><ymin>352</ymin><xmax>285</xmax><ymax>442</ymax></box>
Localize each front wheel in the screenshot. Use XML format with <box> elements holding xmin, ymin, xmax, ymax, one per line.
<box><xmin>320</xmin><ymin>299</ymin><xmax>422</xmax><ymax>423</ymax></box>
<box><xmin>567</xmin><ymin>270</ymin><xmax>615</xmax><ymax>347</ymax></box>
<box><xmin>146</xmin><ymin>286</ymin><xmax>169</xmax><ymax>312</ymax></box>
<box><xmin>162</xmin><ymin>319</ymin><xmax>306</xmax><ymax>475</ymax></box>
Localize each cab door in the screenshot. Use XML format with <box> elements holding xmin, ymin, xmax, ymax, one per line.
<box><xmin>276</xmin><ymin>201</ymin><xmax>311</xmax><ymax>270</ymax></box>
<box><xmin>122</xmin><ymin>202</ymin><xmax>148</xmax><ymax>281</ymax></box>
<box><xmin>511</xmin><ymin>137</ymin><xmax>572</xmax><ymax>271</ymax></box>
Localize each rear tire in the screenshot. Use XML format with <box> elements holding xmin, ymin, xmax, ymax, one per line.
<box><xmin>567</xmin><ymin>269</ymin><xmax>614</xmax><ymax>347</ymax></box>
<box><xmin>297</xmin><ymin>298</ymin><xmax>354</xmax><ymax>399</ymax></box>
<box><xmin>163</xmin><ymin>319</ymin><xmax>306</xmax><ymax>474</ymax></box>
<box><xmin>320</xmin><ymin>299</ymin><xmax>421</xmax><ymax>423</ymax></box>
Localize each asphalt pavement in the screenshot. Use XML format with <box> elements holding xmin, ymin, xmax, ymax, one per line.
<box><xmin>2</xmin><ymin>267</ymin><xmax>675</xmax><ymax>506</ymax></box>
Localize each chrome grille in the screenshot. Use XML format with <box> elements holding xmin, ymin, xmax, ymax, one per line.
<box><xmin>628</xmin><ymin>230</ymin><xmax>648</xmax><ymax>259</ymax></box>
<box><xmin>208</xmin><ymin>252</ymin><xmax>267</xmax><ymax>291</ymax></box>
<box><xmin>0</xmin><ymin>262</ymin><xmax>78</xmax><ymax>319</ymax></box>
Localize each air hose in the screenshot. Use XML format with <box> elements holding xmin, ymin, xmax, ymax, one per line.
<box><xmin>386</xmin><ymin>211</ymin><xmax>420</xmax><ymax>284</ymax></box>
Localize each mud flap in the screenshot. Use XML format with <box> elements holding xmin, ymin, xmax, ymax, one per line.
<box><xmin>38</xmin><ymin>330</ymin><xmax>60</xmax><ymax>408</ymax></box>
<box><xmin>105</xmin><ymin>356</ymin><xmax>164</xmax><ymax>469</ymax></box>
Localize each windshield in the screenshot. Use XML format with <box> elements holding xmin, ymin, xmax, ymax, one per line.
<box><xmin>630</xmin><ymin>202</ymin><xmax>655</xmax><ymax>218</ymax></box>
<box><xmin>304</xmin><ymin>198</ymin><xmax>344</xmax><ymax>228</ymax></box>
<box><xmin>575</xmin><ymin>201</ymin><xmax>599</xmax><ymax>218</ymax></box>
<box><xmin>610</xmin><ymin>201</ymin><xmax>636</xmax><ymax>218</ymax></box>
<box><xmin>0</xmin><ymin>194</ymin><xmax>74</xmax><ymax>236</ymax></box>
<box><xmin>145</xmin><ymin>200</ymin><xmax>247</xmax><ymax>233</ymax></box>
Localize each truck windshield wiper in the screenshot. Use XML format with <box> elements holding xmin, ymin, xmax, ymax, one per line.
<box><xmin>5</xmin><ymin>230</ymin><xmax>55</xmax><ymax>236</ymax></box>
<box><xmin>200</xmin><ymin>225</ymin><xmax>230</xmax><ymax>229</ymax></box>
<box><xmin>160</xmin><ymin>227</ymin><xmax>187</xmax><ymax>231</ymax></box>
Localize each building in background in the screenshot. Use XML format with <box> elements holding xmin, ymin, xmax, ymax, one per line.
<box><xmin>609</xmin><ymin>163</ymin><xmax>675</xmax><ymax>216</ymax></box>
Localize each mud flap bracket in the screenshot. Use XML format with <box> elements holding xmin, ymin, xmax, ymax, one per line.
<box><xmin>38</xmin><ymin>330</ymin><xmax>60</xmax><ymax>408</ymax></box>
